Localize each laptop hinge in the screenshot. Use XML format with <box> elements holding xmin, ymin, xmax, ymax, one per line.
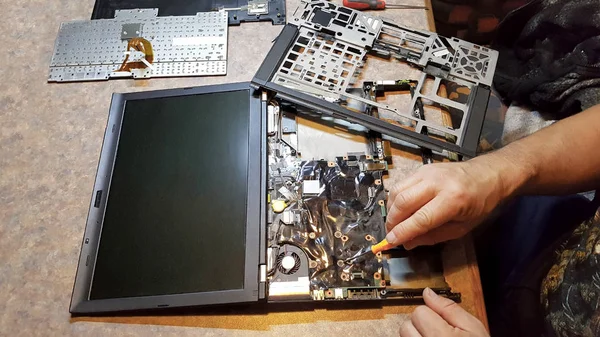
<box><xmin>259</xmin><ymin>264</ymin><xmax>267</xmax><ymax>299</ymax></box>
<box><xmin>259</xmin><ymin>264</ymin><xmax>267</xmax><ymax>282</ymax></box>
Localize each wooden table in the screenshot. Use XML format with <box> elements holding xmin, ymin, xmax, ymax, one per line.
<box><xmin>0</xmin><ymin>0</ymin><xmax>486</xmax><ymax>335</ymax></box>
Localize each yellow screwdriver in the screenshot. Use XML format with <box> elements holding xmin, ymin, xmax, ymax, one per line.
<box><xmin>344</xmin><ymin>238</ymin><xmax>395</xmax><ymax>264</ymax></box>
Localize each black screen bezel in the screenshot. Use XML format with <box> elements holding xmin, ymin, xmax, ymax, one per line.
<box><xmin>70</xmin><ymin>82</ymin><xmax>263</xmax><ymax>314</ymax></box>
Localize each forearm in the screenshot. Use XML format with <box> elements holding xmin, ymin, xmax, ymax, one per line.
<box><xmin>472</xmin><ymin>104</ymin><xmax>600</xmax><ymax>198</ymax></box>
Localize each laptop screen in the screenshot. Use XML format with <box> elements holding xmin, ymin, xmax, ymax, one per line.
<box><xmin>90</xmin><ymin>90</ymin><xmax>250</xmax><ymax>300</ymax></box>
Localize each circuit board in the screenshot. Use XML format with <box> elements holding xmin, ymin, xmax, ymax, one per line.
<box><xmin>266</xmin><ymin>101</ymin><xmax>391</xmax><ymax>301</ymax></box>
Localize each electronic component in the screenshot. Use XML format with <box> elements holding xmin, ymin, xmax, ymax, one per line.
<box><xmin>359</xmin><ymin>161</ymin><xmax>387</xmax><ymax>171</ymax></box>
<box><xmin>266</xmin><ymin>101</ymin><xmax>391</xmax><ymax>301</ymax></box>
<box><xmin>269</xmin><ymin>245</ymin><xmax>311</xmax><ymax>300</ymax></box>
<box><xmin>272</xmin><ymin>200</ymin><xmax>287</xmax><ymax>213</ymax></box>
<box><xmin>278</xmin><ymin>186</ymin><xmax>297</xmax><ymax>201</ymax></box>
<box><xmin>302</xmin><ymin>180</ymin><xmax>321</xmax><ymax>195</ymax></box>
<box><xmin>363</xmin><ymin>80</ymin><xmax>437</xmax><ymax>163</ymax></box>
<box><xmin>279</xmin><ymin>252</ymin><xmax>301</xmax><ymax>273</ymax></box>
<box><xmin>281</xmin><ymin>210</ymin><xmax>295</xmax><ymax>225</ymax></box>
<box><xmin>263</xmin><ymin>97</ymin><xmax>461</xmax><ymax>302</ymax></box>
<box><xmin>49</xmin><ymin>9</ymin><xmax>228</xmax><ymax>82</ymax></box>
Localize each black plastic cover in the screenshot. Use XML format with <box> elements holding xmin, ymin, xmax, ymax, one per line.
<box><xmin>91</xmin><ymin>0</ymin><xmax>286</xmax><ymax>25</ymax></box>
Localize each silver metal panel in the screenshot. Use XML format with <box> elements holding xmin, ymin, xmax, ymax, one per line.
<box><xmin>450</xmin><ymin>43</ymin><xmax>497</xmax><ymax>87</ymax></box>
<box><xmin>292</xmin><ymin>4</ymin><xmax>382</xmax><ymax>48</ymax></box>
<box><xmin>272</xmin><ymin>1</ymin><xmax>499</xmax><ymax>152</ymax></box>
<box><xmin>272</xmin><ymin>27</ymin><xmax>366</xmax><ymax>96</ymax></box>
<box><xmin>121</xmin><ymin>23</ymin><xmax>142</xmax><ymax>39</ymax></box>
<box><xmin>49</xmin><ymin>9</ymin><xmax>228</xmax><ymax>82</ymax></box>
<box><xmin>378</xmin><ymin>23</ymin><xmax>497</xmax><ymax>87</ymax></box>
<box><xmin>114</xmin><ymin>8</ymin><xmax>159</xmax><ymax>20</ymax></box>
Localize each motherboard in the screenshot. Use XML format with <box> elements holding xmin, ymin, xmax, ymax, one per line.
<box><xmin>266</xmin><ymin>100</ymin><xmax>394</xmax><ymax>301</ymax></box>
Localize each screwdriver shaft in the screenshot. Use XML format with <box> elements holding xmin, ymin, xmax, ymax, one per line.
<box><xmin>343</xmin><ymin>0</ymin><xmax>428</xmax><ymax>10</ymax></box>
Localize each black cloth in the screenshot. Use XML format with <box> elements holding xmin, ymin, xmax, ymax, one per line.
<box><xmin>431</xmin><ymin>0</ymin><xmax>528</xmax><ymax>45</ymax></box>
<box><xmin>491</xmin><ymin>0</ymin><xmax>600</xmax><ymax>119</ymax></box>
<box><xmin>475</xmin><ymin>195</ymin><xmax>599</xmax><ymax>337</ymax></box>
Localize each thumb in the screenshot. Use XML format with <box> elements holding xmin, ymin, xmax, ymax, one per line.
<box><xmin>403</xmin><ymin>222</ymin><xmax>468</xmax><ymax>250</ymax></box>
<box><xmin>423</xmin><ymin>288</ymin><xmax>488</xmax><ymax>335</ymax></box>
<box><xmin>386</xmin><ymin>197</ymin><xmax>454</xmax><ymax>245</ymax></box>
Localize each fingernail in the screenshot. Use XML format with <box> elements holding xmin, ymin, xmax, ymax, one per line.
<box><xmin>425</xmin><ymin>287</ymin><xmax>437</xmax><ymax>298</ymax></box>
<box><xmin>386</xmin><ymin>231</ymin><xmax>397</xmax><ymax>245</ymax></box>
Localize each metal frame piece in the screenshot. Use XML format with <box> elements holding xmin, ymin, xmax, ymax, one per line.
<box><xmin>253</xmin><ymin>0</ymin><xmax>499</xmax><ymax>158</ymax></box>
<box><xmin>49</xmin><ymin>9</ymin><xmax>228</xmax><ymax>82</ymax></box>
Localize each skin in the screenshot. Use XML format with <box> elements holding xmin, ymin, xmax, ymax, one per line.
<box><xmin>388</xmin><ymin>104</ymin><xmax>600</xmax><ymax>336</ymax></box>
<box><xmin>399</xmin><ymin>288</ymin><xmax>489</xmax><ymax>337</ymax></box>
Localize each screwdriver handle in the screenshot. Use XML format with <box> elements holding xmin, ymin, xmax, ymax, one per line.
<box><xmin>343</xmin><ymin>0</ymin><xmax>386</xmax><ymax>10</ymax></box>
<box><xmin>371</xmin><ymin>239</ymin><xmax>395</xmax><ymax>254</ymax></box>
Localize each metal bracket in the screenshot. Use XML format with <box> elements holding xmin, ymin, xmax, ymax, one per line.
<box><xmin>121</xmin><ymin>23</ymin><xmax>142</xmax><ymax>39</ymax></box>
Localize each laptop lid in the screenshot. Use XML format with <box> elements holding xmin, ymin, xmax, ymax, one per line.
<box><xmin>70</xmin><ymin>82</ymin><xmax>265</xmax><ymax>313</ymax></box>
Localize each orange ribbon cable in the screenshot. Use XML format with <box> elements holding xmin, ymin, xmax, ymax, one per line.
<box><xmin>117</xmin><ymin>37</ymin><xmax>154</xmax><ymax>72</ymax></box>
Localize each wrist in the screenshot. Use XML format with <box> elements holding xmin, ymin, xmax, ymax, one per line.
<box><xmin>470</xmin><ymin>145</ymin><xmax>537</xmax><ymax>201</ymax></box>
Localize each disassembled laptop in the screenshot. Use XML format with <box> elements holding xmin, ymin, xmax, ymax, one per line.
<box><xmin>265</xmin><ymin>99</ymin><xmax>459</xmax><ymax>301</ymax></box>
<box><xmin>257</xmin><ymin>2</ymin><xmax>497</xmax><ymax>300</ymax></box>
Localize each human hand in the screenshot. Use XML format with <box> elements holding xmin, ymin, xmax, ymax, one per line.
<box><xmin>399</xmin><ymin>288</ymin><xmax>489</xmax><ymax>337</ymax></box>
<box><xmin>385</xmin><ymin>160</ymin><xmax>506</xmax><ymax>249</ymax></box>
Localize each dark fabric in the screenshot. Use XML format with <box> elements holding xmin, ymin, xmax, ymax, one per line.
<box><xmin>541</xmin><ymin>210</ymin><xmax>600</xmax><ymax>337</ymax></box>
<box><xmin>431</xmin><ymin>0</ymin><xmax>528</xmax><ymax>44</ymax></box>
<box><xmin>491</xmin><ymin>0</ymin><xmax>600</xmax><ymax>119</ymax></box>
<box><xmin>474</xmin><ymin>195</ymin><xmax>599</xmax><ymax>337</ymax></box>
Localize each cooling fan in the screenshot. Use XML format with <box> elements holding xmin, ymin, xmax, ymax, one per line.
<box><xmin>276</xmin><ymin>251</ymin><xmax>302</xmax><ymax>275</ymax></box>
